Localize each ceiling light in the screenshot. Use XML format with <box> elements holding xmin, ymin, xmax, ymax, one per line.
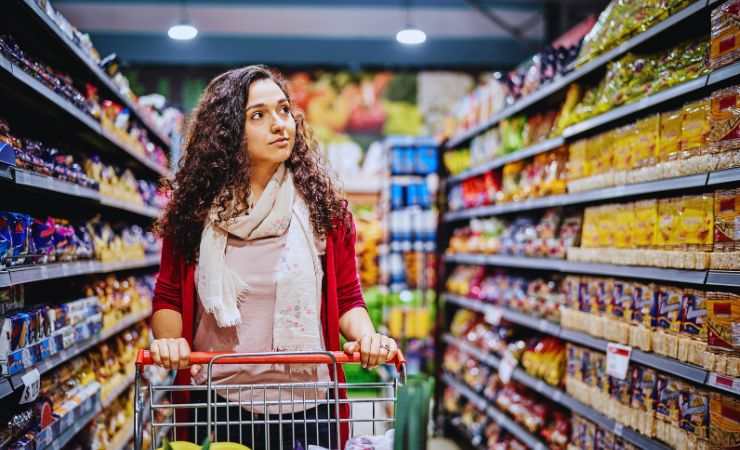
<box><xmin>168</xmin><ymin>23</ymin><xmax>198</xmax><ymax>40</ymax></box>
<box><xmin>168</xmin><ymin>1</ymin><xmax>197</xmax><ymax>41</ymax></box>
<box><xmin>397</xmin><ymin>0</ymin><xmax>425</xmax><ymax>45</ymax></box>
<box><xmin>396</xmin><ymin>27</ymin><xmax>426</xmax><ymax>45</ymax></box>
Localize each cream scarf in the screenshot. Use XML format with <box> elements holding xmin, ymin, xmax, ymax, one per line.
<box><xmin>196</xmin><ymin>164</ymin><xmax>324</xmax><ymax>354</ymax></box>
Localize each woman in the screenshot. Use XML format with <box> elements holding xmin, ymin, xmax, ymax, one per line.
<box><xmin>150</xmin><ymin>65</ymin><xmax>398</xmax><ymax>449</ymax></box>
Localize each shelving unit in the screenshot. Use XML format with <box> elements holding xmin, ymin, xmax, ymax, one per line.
<box><xmin>437</xmin><ymin>4</ymin><xmax>740</xmax><ymax>444</ymax></box>
<box><xmin>0</xmin><ymin>307</ymin><xmax>152</xmax><ymax>400</ymax></box>
<box><xmin>441</xmin><ymin>373</ymin><xmax>549</xmax><ymax>450</ymax></box>
<box><xmin>444</xmin><ymin>0</ymin><xmax>709</xmax><ymax>150</ymax></box>
<box><xmin>0</xmin><ymin>5</ymin><xmax>169</xmax><ymax>448</ymax></box>
<box><xmin>0</xmin><ymin>254</ymin><xmax>161</xmax><ymax>288</ymax></box>
<box><xmin>443</xmin><ymin>293</ymin><xmax>738</xmax><ymax>394</ymax></box>
<box><xmin>17</xmin><ymin>0</ymin><xmax>172</xmax><ymax>149</ymax></box>
<box><xmin>443</xmin><ymin>334</ymin><xmax>673</xmax><ymax>450</ymax></box>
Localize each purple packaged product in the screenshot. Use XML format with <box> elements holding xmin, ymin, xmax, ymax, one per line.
<box><xmin>7</xmin><ymin>213</ymin><xmax>32</xmax><ymax>266</ymax></box>
<box><xmin>31</xmin><ymin>217</ymin><xmax>55</xmax><ymax>264</ymax></box>
<box><xmin>52</xmin><ymin>220</ymin><xmax>76</xmax><ymax>261</ymax></box>
<box><xmin>75</xmin><ymin>226</ymin><xmax>93</xmax><ymax>260</ymax></box>
<box><xmin>0</xmin><ymin>212</ymin><xmax>14</xmax><ymax>269</ymax></box>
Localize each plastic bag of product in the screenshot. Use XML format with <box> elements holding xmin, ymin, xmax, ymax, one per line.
<box><xmin>344</xmin><ymin>429</ymin><xmax>394</xmax><ymax>450</ymax></box>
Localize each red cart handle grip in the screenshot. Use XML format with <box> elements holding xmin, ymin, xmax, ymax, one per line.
<box><xmin>136</xmin><ymin>349</ymin><xmax>406</xmax><ymax>370</ymax></box>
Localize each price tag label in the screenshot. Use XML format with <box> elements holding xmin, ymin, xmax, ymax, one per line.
<box><xmin>606</xmin><ymin>343</ymin><xmax>632</xmax><ymax>380</ymax></box>
<box><xmin>613</xmin><ymin>422</ymin><xmax>624</xmax><ymax>437</ymax></box>
<box><xmin>498</xmin><ymin>352</ymin><xmax>517</xmax><ymax>384</ymax></box>
<box><xmin>19</xmin><ymin>369</ymin><xmax>40</xmax><ymax>404</ymax></box>
<box><xmin>709</xmin><ymin>373</ymin><xmax>740</xmax><ymax>394</ymax></box>
<box><xmin>485</xmin><ymin>307</ymin><xmax>503</xmax><ymax>326</ymax></box>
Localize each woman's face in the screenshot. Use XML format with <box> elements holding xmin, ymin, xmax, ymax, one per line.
<box><xmin>243</xmin><ymin>78</ymin><xmax>296</xmax><ymax>166</ymax></box>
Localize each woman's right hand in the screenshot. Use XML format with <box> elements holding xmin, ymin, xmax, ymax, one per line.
<box><xmin>150</xmin><ymin>337</ymin><xmax>191</xmax><ymax>370</ymax></box>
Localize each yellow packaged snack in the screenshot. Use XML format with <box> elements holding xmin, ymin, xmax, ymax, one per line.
<box><xmin>633</xmin><ymin>199</ymin><xmax>659</xmax><ymax>248</ymax></box>
<box><xmin>567</xmin><ymin>138</ymin><xmax>589</xmax><ymax>181</ymax></box>
<box><xmin>614</xmin><ymin>202</ymin><xmax>635</xmax><ymax>249</ymax></box>
<box><xmin>681</xmin><ymin>98</ymin><xmax>711</xmax><ymax>157</ymax></box>
<box><xmin>613</xmin><ymin>125</ymin><xmax>635</xmax><ymax>172</ymax></box>
<box><xmin>678</xmin><ymin>194</ymin><xmax>715</xmax><ymax>252</ymax></box>
<box><xmin>660</xmin><ymin>107</ymin><xmax>683</xmax><ymax>162</ymax></box>
<box><xmin>593</xmin><ymin>130</ymin><xmax>615</xmax><ymax>176</ymax></box>
<box><xmin>581</xmin><ymin>206</ymin><xmax>598</xmax><ymax>248</ymax></box>
<box><xmin>596</xmin><ymin>204</ymin><xmax>616</xmax><ymax>248</ymax></box>
<box><xmin>656</xmin><ymin>198</ymin><xmax>680</xmax><ymax>249</ymax></box>
<box><xmin>633</xmin><ymin>114</ymin><xmax>660</xmax><ymax>168</ymax></box>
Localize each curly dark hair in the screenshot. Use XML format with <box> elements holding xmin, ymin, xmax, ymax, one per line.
<box><xmin>157</xmin><ymin>65</ymin><xmax>349</xmax><ymax>262</ymax></box>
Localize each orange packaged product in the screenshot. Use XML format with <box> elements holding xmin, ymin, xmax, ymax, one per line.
<box><xmin>710</xmin><ymin>0</ymin><xmax>740</xmax><ymax>69</ymax></box>
<box><xmin>709</xmin><ymin>391</ymin><xmax>740</xmax><ymax>449</ymax></box>
<box><xmin>713</xmin><ymin>189</ymin><xmax>740</xmax><ymax>271</ymax></box>
<box><xmin>709</xmin><ymin>84</ymin><xmax>740</xmax><ymax>154</ymax></box>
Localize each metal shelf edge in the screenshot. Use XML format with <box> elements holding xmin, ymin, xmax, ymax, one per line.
<box><xmin>708</xmin><ymin>60</ymin><xmax>740</xmax><ymax>86</ymax></box>
<box><xmin>20</xmin><ymin>0</ymin><xmax>172</xmax><ymax>148</ymax></box>
<box><xmin>447</xmin><ymin>137</ymin><xmax>566</xmax><ymax>184</ymax></box>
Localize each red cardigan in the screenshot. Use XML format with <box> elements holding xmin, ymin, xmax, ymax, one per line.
<box><xmin>152</xmin><ymin>218</ymin><xmax>365</xmax><ymax>445</ymax></box>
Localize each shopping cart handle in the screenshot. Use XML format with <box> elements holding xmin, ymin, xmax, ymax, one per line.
<box><xmin>136</xmin><ymin>349</ymin><xmax>406</xmax><ymax>370</ymax></box>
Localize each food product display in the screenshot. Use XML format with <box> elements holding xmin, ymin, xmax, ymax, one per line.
<box><xmin>569</xmin><ymin>189</ymin><xmax>740</xmax><ymax>270</ymax></box>
<box><xmin>0</xmin><ymin>211</ymin><xmax>158</xmax><ymax>269</ymax></box>
<box><xmin>564</xmin><ymin>343</ymin><xmax>740</xmax><ymax>450</ymax></box>
<box><xmin>710</xmin><ymin>0</ymin><xmax>740</xmax><ymax>70</ymax></box>
<box><xmin>444</xmin><ymin>309</ymin><xmax>571</xmax><ymax>448</ymax></box>
<box><xmin>1</xmin><ymin>118</ymin><xmax>167</xmax><ymax>210</ymax></box>
<box><xmin>575</xmin><ymin>0</ymin><xmax>693</xmax><ymax>67</ymax></box>
<box><xmin>447</xmin><ymin>209</ymin><xmax>581</xmax><ymax>259</ymax></box>
<box><xmin>563</xmin><ymin>37</ymin><xmax>709</xmax><ymax>129</ymax></box>
<box><xmin>0</xmin><ymin>36</ymin><xmax>169</xmax><ymax>170</ymax></box>
<box><xmin>439</xmin><ymin>2</ymin><xmax>740</xmax><ymax>450</ymax></box>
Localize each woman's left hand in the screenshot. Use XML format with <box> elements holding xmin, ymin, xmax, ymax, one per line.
<box><xmin>343</xmin><ymin>333</ymin><xmax>399</xmax><ymax>369</ymax></box>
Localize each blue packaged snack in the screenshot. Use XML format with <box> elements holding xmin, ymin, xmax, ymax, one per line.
<box><xmin>31</xmin><ymin>217</ymin><xmax>55</xmax><ymax>264</ymax></box>
<box><xmin>0</xmin><ymin>212</ymin><xmax>12</xmax><ymax>269</ymax></box>
<box><xmin>7</xmin><ymin>213</ymin><xmax>32</xmax><ymax>266</ymax></box>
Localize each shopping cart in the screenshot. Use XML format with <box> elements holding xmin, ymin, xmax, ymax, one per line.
<box><xmin>133</xmin><ymin>350</ymin><xmax>406</xmax><ymax>450</ymax></box>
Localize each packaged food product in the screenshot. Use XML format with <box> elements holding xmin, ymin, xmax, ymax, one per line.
<box><xmin>679</xmin><ymin>194</ymin><xmax>715</xmax><ymax>251</ymax></box>
<box><xmin>633</xmin><ymin>199</ymin><xmax>658</xmax><ymax>248</ymax></box>
<box><xmin>709</xmin><ymin>391</ymin><xmax>740</xmax><ymax>449</ymax></box>
<box><xmin>614</xmin><ymin>203</ymin><xmax>635</xmax><ymax>249</ymax></box>
<box><xmin>655</xmin><ymin>373</ymin><xmax>684</xmax><ymax>425</ymax></box>
<box><xmin>714</xmin><ymin>189</ymin><xmax>740</xmax><ymax>258</ymax></box>
<box><xmin>633</xmin><ymin>114</ymin><xmax>660</xmax><ymax>169</ymax></box>
<box><xmin>659</xmin><ymin>108</ymin><xmax>683</xmax><ymax>162</ymax></box>
<box><xmin>679</xmin><ymin>385</ymin><xmax>709</xmax><ymax>439</ymax></box>
<box><xmin>706</xmin><ymin>291</ymin><xmax>740</xmax><ymax>353</ymax></box>
<box><xmin>710</xmin><ymin>0</ymin><xmax>740</xmax><ymax>69</ymax></box>
<box><xmin>709</xmin><ymin>84</ymin><xmax>740</xmax><ymax>153</ymax></box>
<box><xmin>656</xmin><ymin>198</ymin><xmax>680</xmax><ymax>249</ymax></box>
<box><xmin>680</xmin><ymin>99</ymin><xmax>711</xmax><ymax>158</ymax></box>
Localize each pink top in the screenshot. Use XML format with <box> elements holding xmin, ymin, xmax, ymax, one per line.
<box><xmin>192</xmin><ymin>233</ymin><xmax>329</xmax><ymax>414</ymax></box>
